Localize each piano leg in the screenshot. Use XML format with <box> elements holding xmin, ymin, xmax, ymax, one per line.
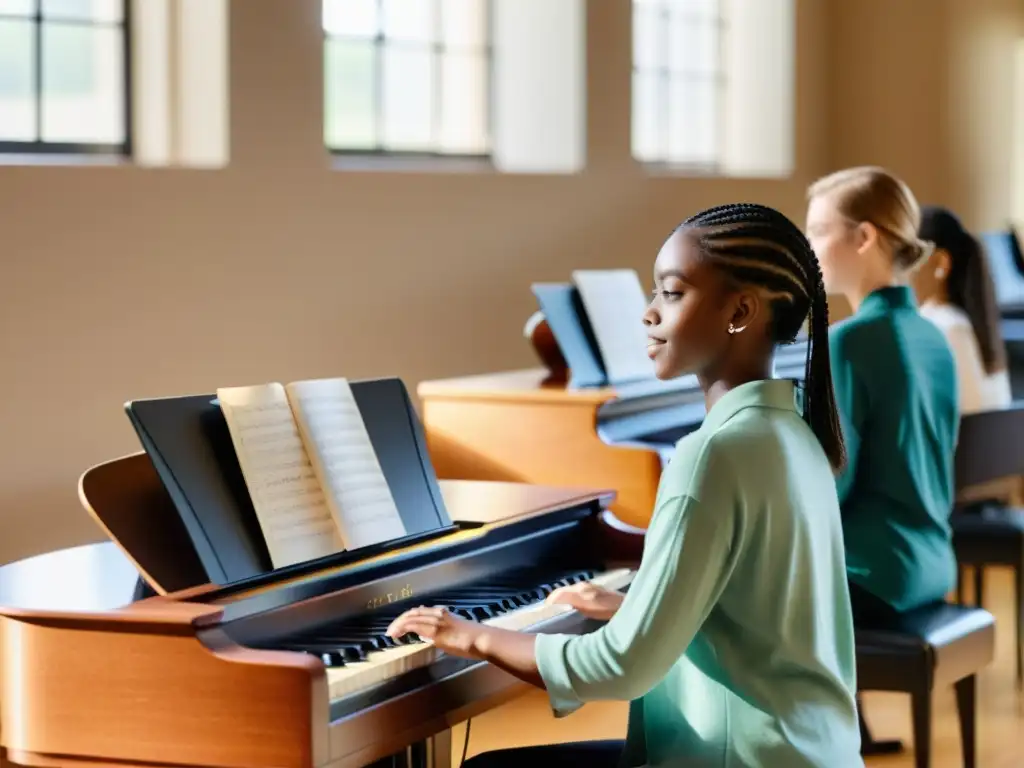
<box><xmin>427</xmin><ymin>730</ymin><xmax>453</xmax><ymax>768</ymax></box>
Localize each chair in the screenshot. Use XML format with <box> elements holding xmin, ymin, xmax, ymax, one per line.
<box><xmin>855</xmin><ymin>407</ymin><xmax>1016</xmax><ymax>767</ymax></box>
<box><xmin>856</xmin><ymin>604</ymin><xmax>995</xmax><ymax>768</ymax></box>
<box><xmin>79</xmin><ymin>451</ymin><xmax>209</xmax><ymax>597</ymax></box>
<box><xmin>948</xmin><ymin>403</ymin><xmax>1024</xmax><ymax>686</ymax></box>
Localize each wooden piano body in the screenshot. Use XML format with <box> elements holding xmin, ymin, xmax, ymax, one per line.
<box><xmin>0</xmin><ymin>480</ymin><xmax>622</xmax><ymax>768</ymax></box>
<box><xmin>0</xmin><ymin>376</ymin><xmax>635</xmax><ymax>768</ymax></box>
<box><xmin>418</xmin><ymin>340</ymin><xmax>809</xmax><ymax>529</ymax></box>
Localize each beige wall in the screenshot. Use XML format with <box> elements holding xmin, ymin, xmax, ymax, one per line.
<box><xmin>0</xmin><ymin>0</ymin><xmax>1020</xmax><ymax>564</ymax></box>
<box><xmin>827</xmin><ymin>0</ymin><xmax>1024</xmax><ymax>230</ymax></box>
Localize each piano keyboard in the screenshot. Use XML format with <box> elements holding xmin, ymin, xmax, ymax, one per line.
<box><xmin>266</xmin><ymin>567</ymin><xmax>635</xmax><ymax>701</ymax></box>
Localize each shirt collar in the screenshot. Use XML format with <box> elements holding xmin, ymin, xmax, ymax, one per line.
<box><xmin>859</xmin><ymin>285</ymin><xmax>917</xmax><ymax>314</ymax></box>
<box><xmin>700</xmin><ymin>378</ymin><xmax>799</xmax><ymax>435</ymax></box>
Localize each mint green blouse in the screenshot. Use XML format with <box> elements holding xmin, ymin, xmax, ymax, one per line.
<box><xmin>829</xmin><ymin>286</ymin><xmax>959</xmax><ymax>611</ymax></box>
<box><xmin>535</xmin><ymin>379</ymin><xmax>862</xmax><ymax>767</ymax></box>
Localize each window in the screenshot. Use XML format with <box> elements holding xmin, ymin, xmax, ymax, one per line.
<box><xmin>0</xmin><ymin>0</ymin><xmax>129</xmax><ymax>154</ymax></box>
<box><xmin>631</xmin><ymin>0</ymin><xmax>723</xmax><ymax>169</ymax></box>
<box><xmin>322</xmin><ymin>0</ymin><xmax>491</xmax><ymax>158</ymax></box>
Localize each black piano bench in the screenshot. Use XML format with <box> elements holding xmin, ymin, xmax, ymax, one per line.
<box><xmin>856</xmin><ymin>602</ymin><xmax>996</xmax><ymax>768</ymax></box>
<box><xmin>951</xmin><ymin>506</ymin><xmax>1024</xmax><ymax>687</ymax></box>
<box><xmin>946</xmin><ymin>404</ymin><xmax>1024</xmax><ymax>688</ymax></box>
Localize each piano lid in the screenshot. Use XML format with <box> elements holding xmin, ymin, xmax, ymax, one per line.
<box><xmin>125</xmin><ymin>377</ymin><xmax>455</xmax><ymax>588</ymax></box>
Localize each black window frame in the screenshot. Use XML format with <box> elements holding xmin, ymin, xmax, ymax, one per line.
<box><xmin>322</xmin><ymin>0</ymin><xmax>494</xmax><ymax>161</ymax></box>
<box><xmin>0</xmin><ymin>0</ymin><xmax>132</xmax><ymax>156</ymax></box>
<box><xmin>631</xmin><ymin>0</ymin><xmax>725</xmax><ymax>173</ymax></box>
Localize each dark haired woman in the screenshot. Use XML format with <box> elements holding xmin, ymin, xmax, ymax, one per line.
<box><xmin>386</xmin><ymin>203</ymin><xmax>863</xmax><ymax>767</ymax></box>
<box><xmin>913</xmin><ymin>205</ymin><xmax>1011</xmax><ymax>414</ymax></box>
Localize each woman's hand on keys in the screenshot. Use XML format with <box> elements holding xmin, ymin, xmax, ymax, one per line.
<box><xmin>545</xmin><ymin>581</ymin><xmax>624</xmax><ymax>621</ymax></box>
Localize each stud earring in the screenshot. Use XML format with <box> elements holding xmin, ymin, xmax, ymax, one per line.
<box><xmin>728</xmin><ymin>323</ymin><xmax>747</xmax><ymax>335</ymax></box>
<box><xmin>935</xmin><ymin>268</ymin><xmax>946</xmax><ymax>279</ymax></box>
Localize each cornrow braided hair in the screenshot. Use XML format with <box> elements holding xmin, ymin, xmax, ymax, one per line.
<box><xmin>677</xmin><ymin>202</ymin><xmax>847</xmax><ymax>472</ymax></box>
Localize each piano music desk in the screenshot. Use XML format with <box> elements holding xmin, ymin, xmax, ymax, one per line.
<box><xmin>418</xmin><ymin>369</ymin><xmax>662</xmax><ymax>529</ymax></box>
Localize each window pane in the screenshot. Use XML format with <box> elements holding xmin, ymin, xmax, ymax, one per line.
<box><xmin>633</xmin><ymin>2</ymin><xmax>665</xmax><ymax>71</ymax></box>
<box><xmin>0</xmin><ymin>18</ymin><xmax>36</xmax><ymax>140</ymax></box>
<box><xmin>42</xmin><ymin>0</ymin><xmax>123</xmax><ymax>22</ymax></box>
<box><xmin>677</xmin><ymin>0</ymin><xmax>718</xmax><ymax>21</ymax></box>
<box><xmin>440</xmin><ymin>0</ymin><xmax>486</xmax><ymax>49</ymax></box>
<box><xmin>667</xmin><ymin>77</ymin><xmax>716</xmax><ymax>165</ymax></box>
<box><xmin>322</xmin><ymin>0</ymin><xmax>377</xmax><ymax>39</ymax></box>
<box><xmin>692</xmin><ymin>78</ymin><xmax>717</xmax><ymax>162</ymax></box>
<box><xmin>0</xmin><ymin>0</ymin><xmax>35</xmax><ymax>16</ymax></box>
<box><xmin>439</xmin><ymin>51</ymin><xmax>487</xmax><ymax>153</ymax></box>
<box><xmin>381</xmin><ymin>46</ymin><xmax>434</xmax><ymax>151</ymax></box>
<box><xmin>631</xmin><ymin>70</ymin><xmax>662</xmax><ymax>162</ymax></box>
<box><xmin>41</xmin><ymin>22</ymin><xmax>124</xmax><ymax>143</ymax></box>
<box><xmin>666</xmin><ymin>78</ymin><xmax>698</xmax><ymax>163</ymax></box>
<box><xmin>381</xmin><ymin>0</ymin><xmax>435</xmax><ymax>43</ymax></box>
<box><xmin>324</xmin><ymin>38</ymin><xmax>376</xmax><ymax>149</ymax></box>
<box><xmin>669</xmin><ymin>14</ymin><xmax>717</xmax><ymax>74</ymax></box>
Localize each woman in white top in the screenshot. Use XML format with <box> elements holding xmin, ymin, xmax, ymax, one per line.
<box><xmin>912</xmin><ymin>205</ymin><xmax>1012</xmax><ymax>414</ymax></box>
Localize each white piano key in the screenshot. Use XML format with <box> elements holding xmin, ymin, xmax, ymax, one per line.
<box><xmin>325</xmin><ymin>568</ymin><xmax>636</xmax><ymax>701</ymax></box>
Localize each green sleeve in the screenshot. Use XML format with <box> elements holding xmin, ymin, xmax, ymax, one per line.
<box><xmin>534</xmin><ymin>442</ymin><xmax>743</xmax><ymax>716</ymax></box>
<box><xmin>829</xmin><ymin>331</ymin><xmax>869</xmax><ymax>505</ymax></box>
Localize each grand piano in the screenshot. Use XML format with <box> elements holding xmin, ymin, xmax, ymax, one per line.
<box><xmin>0</xmin><ymin>376</ymin><xmax>637</xmax><ymax>768</ymax></box>
<box><xmin>417</xmin><ymin>272</ymin><xmax>809</xmax><ymax>528</ymax></box>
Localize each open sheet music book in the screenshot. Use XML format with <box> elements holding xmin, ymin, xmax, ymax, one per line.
<box><xmin>217</xmin><ymin>378</ymin><xmax>407</xmax><ymax>569</ymax></box>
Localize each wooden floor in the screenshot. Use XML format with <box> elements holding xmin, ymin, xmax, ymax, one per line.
<box><xmin>452</xmin><ymin>566</ymin><xmax>1024</xmax><ymax>766</ymax></box>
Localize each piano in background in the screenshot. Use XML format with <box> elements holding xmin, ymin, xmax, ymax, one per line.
<box><xmin>981</xmin><ymin>228</ymin><xmax>1024</xmax><ymax>397</ymax></box>
<box><xmin>418</xmin><ymin>270</ymin><xmax>809</xmax><ymax>529</ymax></box>
<box><xmin>0</xmin><ymin>376</ymin><xmax>635</xmax><ymax>768</ymax></box>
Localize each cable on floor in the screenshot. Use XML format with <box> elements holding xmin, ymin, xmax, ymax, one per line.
<box><xmin>459</xmin><ymin>718</ymin><xmax>472</xmax><ymax>766</ymax></box>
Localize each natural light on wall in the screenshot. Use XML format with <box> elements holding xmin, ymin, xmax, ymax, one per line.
<box><xmin>0</xmin><ymin>0</ymin><xmax>128</xmax><ymax>153</ymax></box>
<box><xmin>631</xmin><ymin>0</ymin><xmax>794</xmax><ymax>178</ymax></box>
<box><xmin>1014</xmin><ymin>38</ymin><xmax>1024</xmax><ymax>228</ymax></box>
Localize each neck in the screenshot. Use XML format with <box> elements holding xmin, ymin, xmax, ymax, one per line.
<box><xmin>920</xmin><ymin>286</ymin><xmax>949</xmax><ymax>308</ymax></box>
<box><xmin>699</xmin><ymin>358</ymin><xmax>774</xmax><ymax>412</ymax></box>
<box><xmin>845</xmin><ymin>275</ymin><xmax>901</xmax><ymax>312</ymax></box>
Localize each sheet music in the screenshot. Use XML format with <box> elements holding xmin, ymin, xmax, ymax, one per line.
<box><xmin>216</xmin><ymin>384</ymin><xmax>344</xmax><ymax>569</ymax></box>
<box><xmin>572</xmin><ymin>269</ymin><xmax>655</xmax><ymax>385</ymax></box>
<box><xmin>285</xmin><ymin>378</ymin><xmax>407</xmax><ymax>549</ymax></box>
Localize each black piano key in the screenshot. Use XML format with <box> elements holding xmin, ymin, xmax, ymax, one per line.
<box><xmin>273</xmin><ymin>643</ymin><xmax>348</xmax><ymax>667</ymax></box>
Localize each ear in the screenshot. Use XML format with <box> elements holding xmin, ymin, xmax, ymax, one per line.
<box><xmin>727</xmin><ymin>289</ymin><xmax>761</xmax><ymax>334</ymax></box>
<box><xmin>854</xmin><ymin>222</ymin><xmax>879</xmax><ymax>255</ymax></box>
<box><xmin>933</xmin><ymin>248</ymin><xmax>952</xmax><ymax>280</ymax></box>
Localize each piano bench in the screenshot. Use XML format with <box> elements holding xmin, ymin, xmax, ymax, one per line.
<box><xmin>950</xmin><ymin>505</ymin><xmax>1024</xmax><ymax>687</ymax></box>
<box><xmin>855</xmin><ymin>602</ymin><xmax>996</xmax><ymax>768</ymax></box>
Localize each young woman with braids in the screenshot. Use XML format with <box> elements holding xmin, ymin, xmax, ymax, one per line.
<box><xmin>386</xmin><ymin>203</ymin><xmax>864</xmax><ymax>767</ymax></box>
